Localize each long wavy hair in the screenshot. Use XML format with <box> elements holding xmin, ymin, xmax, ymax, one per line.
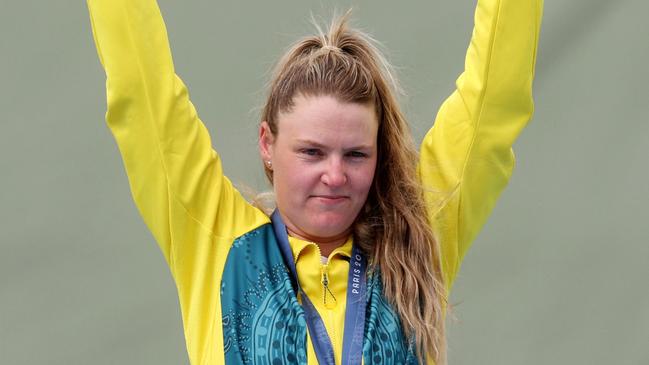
<box><xmin>258</xmin><ymin>11</ymin><xmax>447</xmax><ymax>364</ymax></box>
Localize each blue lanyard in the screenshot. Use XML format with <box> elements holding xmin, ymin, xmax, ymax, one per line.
<box><xmin>271</xmin><ymin>210</ymin><xmax>367</xmax><ymax>365</ymax></box>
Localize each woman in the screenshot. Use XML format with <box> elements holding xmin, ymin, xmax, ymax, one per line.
<box><xmin>87</xmin><ymin>0</ymin><xmax>543</xmax><ymax>364</ymax></box>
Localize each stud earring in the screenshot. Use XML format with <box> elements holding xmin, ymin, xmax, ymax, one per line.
<box><xmin>266</xmin><ymin>160</ymin><xmax>272</xmax><ymax>169</ymax></box>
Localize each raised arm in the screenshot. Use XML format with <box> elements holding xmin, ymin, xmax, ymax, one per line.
<box><xmin>418</xmin><ymin>0</ymin><xmax>543</xmax><ymax>288</ymax></box>
<box><xmin>87</xmin><ymin>0</ymin><xmax>267</xmax><ymax>266</ymax></box>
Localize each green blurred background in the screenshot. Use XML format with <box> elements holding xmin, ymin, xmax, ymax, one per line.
<box><xmin>1</xmin><ymin>0</ymin><xmax>647</xmax><ymax>364</ymax></box>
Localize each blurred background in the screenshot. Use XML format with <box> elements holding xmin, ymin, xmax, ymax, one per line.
<box><xmin>1</xmin><ymin>0</ymin><xmax>647</xmax><ymax>364</ymax></box>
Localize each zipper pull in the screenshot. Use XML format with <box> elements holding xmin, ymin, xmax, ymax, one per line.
<box><xmin>322</xmin><ymin>269</ymin><xmax>337</xmax><ymax>307</ymax></box>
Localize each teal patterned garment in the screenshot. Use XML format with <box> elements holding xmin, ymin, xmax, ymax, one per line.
<box><xmin>220</xmin><ymin>224</ymin><xmax>418</xmax><ymax>364</ymax></box>
<box><xmin>363</xmin><ymin>270</ymin><xmax>419</xmax><ymax>364</ymax></box>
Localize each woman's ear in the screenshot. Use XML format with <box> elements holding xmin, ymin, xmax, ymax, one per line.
<box><xmin>258</xmin><ymin>121</ymin><xmax>274</xmax><ymax>163</ymax></box>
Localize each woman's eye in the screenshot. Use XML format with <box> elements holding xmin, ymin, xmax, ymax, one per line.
<box><xmin>347</xmin><ymin>151</ymin><xmax>367</xmax><ymax>158</ymax></box>
<box><xmin>300</xmin><ymin>149</ymin><xmax>322</xmax><ymax>156</ymax></box>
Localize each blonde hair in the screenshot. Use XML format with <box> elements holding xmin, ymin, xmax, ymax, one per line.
<box><xmin>259</xmin><ymin>11</ymin><xmax>447</xmax><ymax>363</ymax></box>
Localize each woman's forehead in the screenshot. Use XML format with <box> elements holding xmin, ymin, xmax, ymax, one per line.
<box><xmin>276</xmin><ymin>95</ymin><xmax>378</xmax><ymax>144</ymax></box>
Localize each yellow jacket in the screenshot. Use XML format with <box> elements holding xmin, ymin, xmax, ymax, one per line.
<box><xmin>87</xmin><ymin>0</ymin><xmax>542</xmax><ymax>363</ymax></box>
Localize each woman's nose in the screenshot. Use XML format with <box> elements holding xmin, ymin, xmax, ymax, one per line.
<box><xmin>321</xmin><ymin>159</ymin><xmax>347</xmax><ymax>187</ymax></box>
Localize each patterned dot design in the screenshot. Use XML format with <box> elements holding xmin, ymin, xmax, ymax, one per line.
<box><xmin>363</xmin><ymin>271</ymin><xmax>419</xmax><ymax>365</ymax></box>
<box><xmin>221</xmin><ymin>225</ymin><xmax>307</xmax><ymax>364</ymax></box>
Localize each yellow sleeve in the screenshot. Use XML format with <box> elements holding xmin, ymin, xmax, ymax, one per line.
<box><xmin>87</xmin><ymin>1</ymin><xmax>268</xmax><ymax>362</ymax></box>
<box><xmin>87</xmin><ymin>0</ymin><xmax>267</xmax><ymax>265</ymax></box>
<box><xmin>418</xmin><ymin>0</ymin><xmax>543</xmax><ymax>289</ymax></box>
<box><xmin>87</xmin><ymin>0</ymin><xmax>268</xmax><ymax>358</ymax></box>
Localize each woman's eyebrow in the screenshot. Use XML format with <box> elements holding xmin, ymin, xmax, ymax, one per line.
<box><xmin>295</xmin><ymin>139</ymin><xmax>373</xmax><ymax>151</ymax></box>
<box><xmin>295</xmin><ymin>139</ymin><xmax>326</xmax><ymax>148</ymax></box>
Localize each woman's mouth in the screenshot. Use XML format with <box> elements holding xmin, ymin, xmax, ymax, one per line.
<box><xmin>312</xmin><ymin>195</ymin><xmax>348</xmax><ymax>204</ymax></box>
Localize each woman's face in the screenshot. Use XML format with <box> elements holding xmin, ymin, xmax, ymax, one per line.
<box><xmin>259</xmin><ymin>94</ymin><xmax>378</xmax><ymax>244</ymax></box>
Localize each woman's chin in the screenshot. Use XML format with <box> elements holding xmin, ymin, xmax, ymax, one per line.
<box><xmin>303</xmin><ymin>215</ymin><xmax>353</xmax><ymax>241</ymax></box>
